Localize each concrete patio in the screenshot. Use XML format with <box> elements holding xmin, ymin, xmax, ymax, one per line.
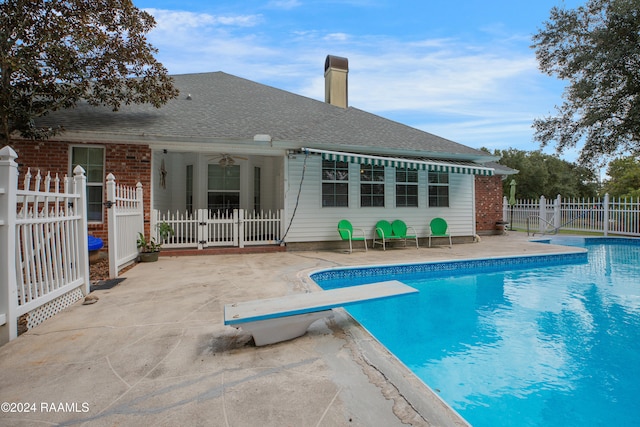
<box><xmin>0</xmin><ymin>232</ymin><xmax>582</xmax><ymax>426</ymax></box>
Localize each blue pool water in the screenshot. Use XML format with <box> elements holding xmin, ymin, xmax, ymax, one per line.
<box><xmin>311</xmin><ymin>238</ymin><xmax>640</xmax><ymax>427</ymax></box>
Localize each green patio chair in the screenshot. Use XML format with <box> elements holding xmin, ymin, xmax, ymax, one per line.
<box><xmin>392</xmin><ymin>219</ymin><xmax>419</xmax><ymax>249</ymax></box>
<box><xmin>373</xmin><ymin>219</ymin><xmax>403</xmax><ymax>250</ymax></box>
<box><xmin>337</xmin><ymin>219</ymin><xmax>368</xmax><ymax>253</ymax></box>
<box><xmin>428</xmin><ymin>217</ymin><xmax>452</xmax><ymax>248</ymax></box>
<box><xmin>373</xmin><ymin>220</ymin><xmax>393</xmax><ymax>250</ymax></box>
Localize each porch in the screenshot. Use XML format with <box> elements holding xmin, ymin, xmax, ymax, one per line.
<box><xmin>151</xmin><ymin>149</ymin><xmax>286</xmax><ymax>249</ymax></box>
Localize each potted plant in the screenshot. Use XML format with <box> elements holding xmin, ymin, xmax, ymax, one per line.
<box><xmin>136</xmin><ymin>222</ymin><xmax>174</xmax><ymax>262</ymax></box>
<box><xmin>137</xmin><ymin>232</ymin><xmax>161</xmax><ymax>262</ymax></box>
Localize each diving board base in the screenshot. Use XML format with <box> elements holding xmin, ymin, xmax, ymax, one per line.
<box><xmin>236</xmin><ymin>310</ymin><xmax>334</xmax><ymax>346</ymax></box>
<box><xmin>224</xmin><ymin>280</ymin><xmax>418</xmax><ymax>346</ymax></box>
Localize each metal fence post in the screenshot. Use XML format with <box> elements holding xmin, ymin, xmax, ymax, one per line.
<box><xmin>0</xmin><ymin>146</ymin><xmax>19</xmax><ymax>344</ymax></box>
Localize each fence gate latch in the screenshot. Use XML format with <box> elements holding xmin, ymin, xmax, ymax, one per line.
<box><xmin>104</xmin><ymin>201</ymin><xmax>114</xmax><ymax>209</ymax></box>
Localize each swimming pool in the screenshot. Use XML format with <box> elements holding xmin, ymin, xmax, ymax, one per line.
<box><xmin>311</xmin><ymin>238</ymin><xmax>640</xmax><ymax>427</ymax></box>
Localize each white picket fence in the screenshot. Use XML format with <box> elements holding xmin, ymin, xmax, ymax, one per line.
<box><xmin>152</xmin><ymin>208</ymin><xmax>285</xmax><ymax>249</ymax></box>
<box><xmin>106</xmin><ymin>174</ymin><xmax>143</xmax><ymax>278</ymax></box>
<box><xmin>504</xmin><ymin>194</ymin><xmax>640</xmax><ymax>236</ymax></box>
<box><xmin>0</xmin><ymin>146</ymin><xmax>89</xmax><ymax>345</ymax></box>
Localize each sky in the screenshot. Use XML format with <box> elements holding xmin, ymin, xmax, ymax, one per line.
<box><xmin>133</xmin><ymin>0</ymin><xmax>587</xmax><ymax>162</ymax></box>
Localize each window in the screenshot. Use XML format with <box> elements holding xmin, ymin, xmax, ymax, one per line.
<box><xmin>360</xmin><ymin>164</ymin><xmax>385</xmax><ymax>207</ymax></box>
<box><xmin>208</xmin><ymin>164</ymin><xmax>240</xmax><ymax>213</ymax></box>
<box><xmin>71</xmin><ymin>146</ymin><xmax>104</xmax><ymax>222</ymax></box>
<box><xmin>428</xmin><ymin>171</ymin><xmax>449</xmax><ymax>207</ymax></box>
<box><xmin>396</xmin><ymin>168</ymin><xmax>418</xmax><ymax>207</ymax></box>
<box><xmin>322</xmin><ymin>160</ymin><xmax>349</xmax><ymax>207</ymax></box>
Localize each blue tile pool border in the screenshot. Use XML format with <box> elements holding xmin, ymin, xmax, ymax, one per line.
<box><xmin>310</xmin><ymin>251</ymin><xmax>588</xmax><ymax>284</ymax></box>
<box><xmin>531</xmin><ymin>236</ymin><xmax>640</xmax><ymax>247</ymax></box>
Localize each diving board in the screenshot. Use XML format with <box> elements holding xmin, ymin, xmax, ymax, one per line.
<box><xmin>224</xmin><ymin>280</ymin><xmax>418</xmax><ymax>346</ymax></box>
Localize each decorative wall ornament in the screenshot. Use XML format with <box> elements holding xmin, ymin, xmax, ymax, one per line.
<box><xmin>159</xmin><ymin>159</ymin><xmax>167</xmax><ymax>189</ymax></box>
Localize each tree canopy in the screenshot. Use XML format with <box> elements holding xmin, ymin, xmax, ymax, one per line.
<box><xmin>601</xmin><ymin>156</ymin><xmax>640</xmax><ymax>198</ymax></box>
<box><xmin>0</xmin><ymin>0</ymin><xmax>179</xmax><ymax>145</ymax></box>
<box><xmin>492</xmin><ymin>148</ymin><xmax>599</xmax><ymax>199</ymax></box>
<box><xmin>531</xmin><ymin>0</ymin><xmax>640</xmax><ymax>166</ymax></box>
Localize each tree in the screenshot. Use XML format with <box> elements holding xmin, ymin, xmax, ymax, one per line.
<box><xmin>0</xmin><ymin>0</ymin><xmax>179</xmax><ymax>145</ymax></box>
<box><xmin>531</xmin><ymin>0</ymin><xmax>640</xmax><ymax>166</ymax></box>
<box><xmin>494</xmin><ymin>148</ymin><xmax>599</xmax><ymax>199</ymax></box>
<box><xmin>601</xmin><ymin>156</ymin><xmax>640</xmax><ymax>198</ymax></box>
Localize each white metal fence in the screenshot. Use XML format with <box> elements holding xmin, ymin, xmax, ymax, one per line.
<box><xmin>0</xmin><ymin>146</ymin><xmax>89</xmax><ymax>345</ymax></box>
<box><xmin>106</xmin><ymin>174</ymin><xmax>144</xmax><ymax>278</ymax></box>
<box><xmin>504</xmin><ymin>194</ymin><xmax>640</xmax><ymax>236</ymax></box>
<box><xmin>152</xmin><ymin>208</ymin><xmax>285</xmax><ymax>249</ymax></box>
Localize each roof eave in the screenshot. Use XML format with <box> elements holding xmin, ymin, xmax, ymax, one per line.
<box><xmin>275</xmin><ymin>141</ymin><xmax>498</xmax><ymax>163</ymax></box>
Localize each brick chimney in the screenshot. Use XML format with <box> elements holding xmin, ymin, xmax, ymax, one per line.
<box><xmin>324</xmin><ymin>55</ymin><xmax>348</xmax><ymax>108</ymax></box>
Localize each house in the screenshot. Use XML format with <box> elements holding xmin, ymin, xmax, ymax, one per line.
<box><xmin>9</xmin><ymin>55</ymin><xmax>511</xmax><ymax>251</ymax></box>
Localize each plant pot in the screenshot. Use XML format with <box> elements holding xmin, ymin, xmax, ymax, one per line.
<box><xmin>89</xmin><ymin>250</ymin><xmax>102</xmax><ymax>264</ymax></box>
<box><xmin>495</xmin><ymin>221</ymin><xmax>508</xmax><ymax>235</ymax></box>
<box><xmin>139</xmin><ymin>251</ymin><xmax>159</xmax><ymax>262</ymax></box>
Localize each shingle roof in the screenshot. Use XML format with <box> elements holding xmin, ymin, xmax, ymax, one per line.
<box><xmin>39</xmin><ymin>71</ymin><xmax>494</xmax><ymax>160</ymax></box>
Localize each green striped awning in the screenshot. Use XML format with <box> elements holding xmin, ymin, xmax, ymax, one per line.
<box><xmin>302</xmin><ymin>148</ymin><xmax>494</xmax><ymax>176</ymax></box>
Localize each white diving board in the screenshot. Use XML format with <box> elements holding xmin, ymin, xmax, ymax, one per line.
<box><xmin>224</xmin><ymin>280</ymin><xmax>418</xmax><ymax>346</ymax></box>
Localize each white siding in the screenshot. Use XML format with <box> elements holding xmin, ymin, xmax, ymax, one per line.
<box><xmin>152</xmin><ymin>151</ymin><xmax>191</xmax><ymax>213</ymax></box>
<box><xmin>283</xmin><ymin>155</ymin><xmax>476</xmax><ymax>243</ymax></box>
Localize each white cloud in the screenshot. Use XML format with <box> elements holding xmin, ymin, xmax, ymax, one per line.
<box><xmin>324</xmin><ymin>33</ymin><xmax>350</xmax><ymax>42</ymax></box>
<box><xmin>145</xmin><ymin>8</ymin><xmax>262</xmax><ymax>31</ymax></box>
<box><xmin>142</xmin><ymin>8</ymin><xmax>563</xmax><ymax>154</ymax></box>
<box><xmin>266</xmin><ymin>0</ymin><xmax>302</xmax><ymax>9</ymax></box>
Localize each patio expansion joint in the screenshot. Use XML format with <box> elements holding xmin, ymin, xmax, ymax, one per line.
<box><xmin>315</xmin><ymin>386</ymin><xmax>343</xmax><ymax>427</ymax></box>
<box><xmin>344</xmin><ymin>329</ymin><xmax>430</xmax><ymax>426</ymax></box>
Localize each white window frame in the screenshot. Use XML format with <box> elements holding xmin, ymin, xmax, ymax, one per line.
<box><xmin>70</xmin><ymin>145</ymin><xmax>105</xmax><ymax>223</ymax></box>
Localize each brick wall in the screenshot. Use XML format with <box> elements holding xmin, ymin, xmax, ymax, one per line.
<box><xmin>475</xmin><ymin>175</ymin><xmax>504</xmax><ymax>235</ymax></box>
<box><xmin>9</xmin><ymin>139</ymin><xmax>152</xmax><ymax>248</ymax></box>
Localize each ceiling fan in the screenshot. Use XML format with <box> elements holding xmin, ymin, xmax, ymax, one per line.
<box><xmin>207</xmin><ymin>153</ymin><xmax>248</xmax><ymax>167</ymax></box>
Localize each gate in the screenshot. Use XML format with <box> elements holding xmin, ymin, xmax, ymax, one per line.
<box><xmin>106</xmin><ymin>174</ymin><xmax>144</xmax><ymax>277</ymax></box>
<box><xmin>198</xmin><ymin>209</ymin><xmax>237</xmax><ymax>247</ymax></box>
